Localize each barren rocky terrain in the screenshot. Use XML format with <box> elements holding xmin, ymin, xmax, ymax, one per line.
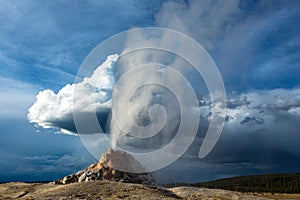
<box><xmin>1</xmin><ymin>180</ymin><xmax>300</xmax><ymax>200</ymax></box>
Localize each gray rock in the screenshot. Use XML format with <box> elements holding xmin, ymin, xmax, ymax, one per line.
<box><xmin>76</xmin><ymin>170</ymin><xmax>85</xmax><ymax>176</ymax></box>
<box><xmin>62</xmin><ymin>174</ymin><xmax>77</xmax><ymax>184</ymax></box>
<box><xmin>78</xmin><ymin>172</ymin><xmax>87</xmax><ymax>183</ymax></box>
<box><xmin>86</xmin><ymin>170</ymin><xmax>92</xmax><ymax>177</ymax></box>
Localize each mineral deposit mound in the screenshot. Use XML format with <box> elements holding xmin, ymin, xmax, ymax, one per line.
<box><xmin>56</xmin><ymin>148</ymin><xmax>154</xmax><ymax>185</ymax></box>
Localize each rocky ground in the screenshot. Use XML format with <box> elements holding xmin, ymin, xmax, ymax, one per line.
<box><xmin>1</xmin><ymin>181</ymin><xmax>300</xmax><ymax>200</ymax></box>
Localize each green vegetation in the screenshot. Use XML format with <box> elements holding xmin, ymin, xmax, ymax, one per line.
<box><xmin>163</xmin><ymin>173</ymin><xmax>300</xmax><ymax>194</ymax></box>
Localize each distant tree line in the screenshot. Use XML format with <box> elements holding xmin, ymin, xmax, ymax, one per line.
<box><xmin>162</xmin><ymin>173</ymin><xmax>300</xmax><ymax>194</ymax></box>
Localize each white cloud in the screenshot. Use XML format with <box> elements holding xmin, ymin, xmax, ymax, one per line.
<box><xmin>217</xmin><ymin>88</ymin><xmax>300</xmax><ymax>132</ymax></box>
<box><xmin>28</xmin><ymin>54</ymin><xmax>118</xmax><ymax>134</ymax></box>
<box><xmin>289</xmin><ymin>107</ymin><xmax>300</xmax><ymax>117</ymax></box>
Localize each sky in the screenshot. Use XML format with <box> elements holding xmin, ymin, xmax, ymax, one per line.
<box><xmin>0</xmin><ymin>0</ymin><xmax>300</xmax><ymax>183</ymax></box>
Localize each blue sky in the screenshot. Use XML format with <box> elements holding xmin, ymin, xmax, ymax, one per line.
<box><xmin>0</xmin><ymin>0</ymin><xmax>300</xmax><ymax>183</ymax></box>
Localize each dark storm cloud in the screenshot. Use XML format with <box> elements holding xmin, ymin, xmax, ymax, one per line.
<box><xmin>0</xmin><ymin>152</ymin><xmax>94</xmax><ymax>182</ymax></box>
<box><xmin>151</xmin><ymin>87</ymin><xmax>300</xmax><ymax>183</ymax></box>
